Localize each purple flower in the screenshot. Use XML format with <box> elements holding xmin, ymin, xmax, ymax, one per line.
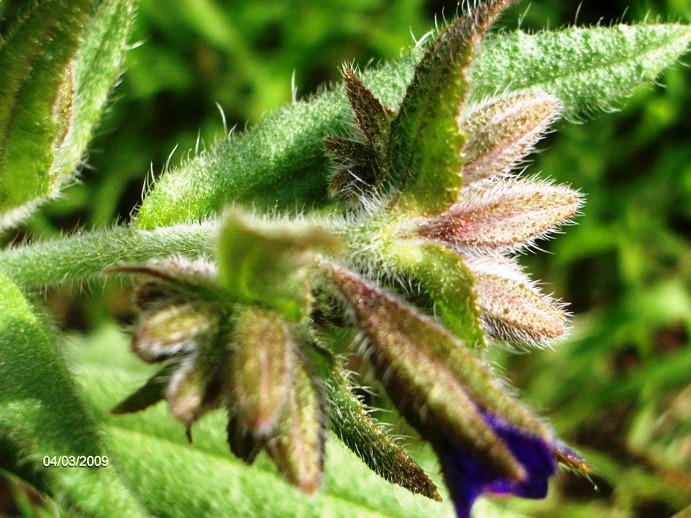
<box><xmin>439</xmin><ymin>411</ymin><xmax>561</xmax><ymax>518</ymax></box>
<box><xmin>319</xmin><ymin>259</ymin><xmax>591</xmax><ymax>516</ymax></box>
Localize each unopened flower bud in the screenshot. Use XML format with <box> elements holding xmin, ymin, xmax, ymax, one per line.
<box><xmin>265</xmin><ymin>357</ymin><xmax>325</xmax><ymax>494</ymax></box>
<box><xmin>228</xmin><ymin>306</ymin><xmax>295</xmax><ymax>438</ymax></box>
<box><xmin>167</xmin><ymin>356</ymin><xmax>222</xmax><ymax>438</ymax></box>
<box><xmin>319</xmin><ymin>260</ymin><xmax>556</xmax><ymax>481</ymax></box>
<box><xmin>418</xmin><ymin>179</ymin><xmax>581</xmax><ymax>253</ymax></box>
<box><xmin>133</xmin><ymin>302</ymin><xmax>221</xmax><ymax>363</ymax></box>
<box><xmin>465</xmin><ymin>254</ymin><xmax>567</xmax><ymax>345</ymax></box>
<box><xmin>460</xmin><ymin>92</ymin><xmax>559</xmax><ymax>184</ymax></box>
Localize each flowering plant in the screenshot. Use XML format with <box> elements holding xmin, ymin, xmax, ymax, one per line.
<box><xmin>1</xmin><ymin>0</ymin><xmax>689</xmax><ymax>516</ymax></box>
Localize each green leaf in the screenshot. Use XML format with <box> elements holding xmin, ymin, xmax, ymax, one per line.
<box><xmin>135</xmin><ymin>22</ymin><xmax>690</xmax><ymax>227</ymax></box>
<box><xmin>108</xmin><ymin>427</ymin><xmax>384</xmax><ymax>518</ymax></box>
<box><xmin>388</xmin><ymin>0</ymin><xmax>514</xmax><ymax>215</ymax></box>
<box><xmin>0</xmin><ymin>0</ymin><xmax>136</xmax><ymax>230</ymax></box>
<box><xmin>0</xmin><ymin>0</ymin><xmax>91</xmax><ymax>228</ymax></box>
<box><xmin>470</xmin><ymin>24</ymin><xmax>691</xmax><ymax>119</ymax></box>
<box><xmin>57</xmin><ymin>0</ymin><xmax>137</xmax><ymax>179</ymax></box>
<box><xmin>0</xmin><ymin>273</ymin><xmax>145</xmax><ymax>516</ymax></box>
<box><xmin>134</xmin><ymin>57</ymin><xmax>416</xmax><ymax>229</ymax></box>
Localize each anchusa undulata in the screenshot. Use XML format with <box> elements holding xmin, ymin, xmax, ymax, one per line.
<box><xmin>113</xmin><ymin>1</ymin><xmax>591</xmax><ymax>515</ymax></box>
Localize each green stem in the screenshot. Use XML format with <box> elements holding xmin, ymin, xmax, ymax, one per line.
<box><xmin>0</xmin><ymin>214</ymin><xmax>366</xmax><ymax>291</ymax></box>
<box><xmin>0</xmin><ymin>223</ymin><xmax>217</xmax><ymax>289</ymax></box>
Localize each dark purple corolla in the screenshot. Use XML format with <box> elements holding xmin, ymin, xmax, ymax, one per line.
<box><xmin>439</xmin><ymin>412</ymin><xmax>559</xmax><ymax>517</ymax></box>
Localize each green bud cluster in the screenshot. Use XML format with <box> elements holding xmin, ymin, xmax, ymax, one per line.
<box><xmin>114</xmin><ymin>2</ymin><xmax>591</xmax><ymax>510</ymax></box>
<box><xmin>0</xmin><ymin>0</ymin><xmax>689</xmax><ymax>515</ymax></box>
<box><xmin>113</xmin><ymin>255</ymin><xmax>441</xmax><ymax>498</ymax></box>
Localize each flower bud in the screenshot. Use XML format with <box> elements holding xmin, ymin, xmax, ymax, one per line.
<box><xmin>167</xmin><ymin>356</ymin><xmax>222</xmax><ymax>439</ymax></box>
<box><xmin>265</xmin><ymin>358</ymin><xmax>325</xmax><ymax>494</ymax></box>
<box><xmin>320</xmin><ymin>260</ymin><xmax>556</xmax><ymax>481</ymax></box>
<box><xmin>460</xmin><ymin>92</ymin><xmax>559</xmax><ymax>184</ymax></box>
<box><xmin>228</xmin><ymin>306</ymin><xmax>294</xmax><ymax>438</ymax></box>
<box><xmin>464</xmin><ymin>254</ymin><xmax>567</xmax><ymax>345</ymax></box>
<box><xmin>418</xmin><ymin>179</ymin><xmax>581</xmax><ymax>253</ymax></box>
<box><xmin>133</xmin><ymin>302</ymin><xmax>222</xmax><ymax>363</ymax></box>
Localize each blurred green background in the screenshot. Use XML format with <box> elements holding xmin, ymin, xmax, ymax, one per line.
<box><xmin>1</xmin><ymin>0</ymin><xmax>690</xmax><ymax>516</ymax></box>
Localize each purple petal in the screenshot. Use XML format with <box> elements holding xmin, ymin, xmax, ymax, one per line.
<box><xmin>440</xmin><ymin>412</ymin><xmax>557</xmax><ymax>518</ymax></box>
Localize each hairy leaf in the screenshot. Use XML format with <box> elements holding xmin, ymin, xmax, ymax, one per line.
<box><xmin>58</xmin><ymin>0</ymin><xmax>137</xmax><ymax>177</ymax></box>
<box><xmin>0</xmin><ymin>0</ymin><xmax>135</xmax><ymax>230</ymax></box>
<box><xmin>136</xmin><ymin>23</ymin><xmax>690</xmax><ymax>228</ymax></box>
<box><xmin>470</xmin><ymin>24</ymin><xmax>691</xmax><ymax>119</ymax></box>
<box><xmin>0</xmin><ymin>273</ymin><xmax>145</xmax><ymax>516</ymax></box>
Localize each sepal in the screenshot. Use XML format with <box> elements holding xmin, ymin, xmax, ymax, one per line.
<box><xmin>111</xmin><ymin>365</ymin><xmax>174</xmax><ymax>415</ymax></box>
<box><xmin>166</xmin><ymin>355</ymin><xmax>222</xmax><ymax>438</ymax></box>
<box><xmin>305</xmin><ymin>339</ymin><xmax>441</xmax><ymax>500</ymax></box>
<box><xmin>388</xmin><ymin>242</ymin><xmax>487</xmax><ymax>348</ymax></box>
<box><xmin>388</xmin><ymin>0</ymin><xmax>518</xmax><ymax>214</ymax></box>
<box><xmin>464</xmin><ymin>254</ymin><xmax>568</xmax><ymax>345</ymax></box>
<box><xmin>264</xmin><ymin>355</ymin><xmax>325</xmax><ymax>494</ymax></box>
<box><xmin>114</xmin><ymin>260</ymin><xmax>225</xmax><ymax>305</ymax></box>
<box><xmin>226</xmin><ymin>413</ymin><xmax>263</xmax><ymax>465</ymax></box>
<box><xmin>325</xmin><ymin>137</ymin><xmax>381</xmax><ymax>206</ymax></box>
<box><xmin>342</xmin><ymin>68</ymin><xmax>393</xmax><ymax>153</ymax></box>
<box><xmin>217</xmin><ymin>209</ymin><xmax>340</xmax><ymax>322</ymax></box>
<box><xmin>418</xmin><ymin>179</ymin><xmax>582</xmax><ymax>253</ymax></box>
<box><xmin>228</xmin><ymin>306</ymin><xmax>294</xmax><ymax>438</ymax></box>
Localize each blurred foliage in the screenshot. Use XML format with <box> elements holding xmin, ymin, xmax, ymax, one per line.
<box><xmin>1</xmin><ymin>0</ymin><xmax>690</xmax><ymax>516</ymax></box>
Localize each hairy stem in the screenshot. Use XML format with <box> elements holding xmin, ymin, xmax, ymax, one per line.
<box><xmin>0</xmin><ymin>223</ymin><xmax>217</xmax><ymax>290</ymax></box>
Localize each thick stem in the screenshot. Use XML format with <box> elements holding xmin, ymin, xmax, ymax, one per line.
<box><xmin>0</xmin><ymin>222</ymin><xmax>217</xmax><ymax>290</ymax></box>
